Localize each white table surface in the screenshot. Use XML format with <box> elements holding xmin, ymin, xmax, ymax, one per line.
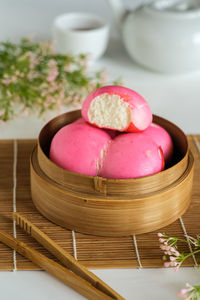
<box><xmin>1</xmin><ymin>1</ymin><xmax>200</xmax><ymax>299</ymax></box>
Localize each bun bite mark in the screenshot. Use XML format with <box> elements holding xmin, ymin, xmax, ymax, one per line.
<box><xmin>88</xmin><ymin>93</ymin><xmax>131</xmax><ymax>131</ymax></box>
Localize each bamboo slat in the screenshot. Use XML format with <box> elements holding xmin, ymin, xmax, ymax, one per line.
<box><xmin>0</xmin><ymin>136</ymin><xmax>199</xmax><ymax>270</ymax></box>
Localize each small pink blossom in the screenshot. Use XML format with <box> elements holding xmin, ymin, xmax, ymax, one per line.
<box><xmin>58</xmin><ymin>90</ymin><xmax>65</xmax><ymax>100</ymax></box>
<box><xmin>160</xmin><ymin>245</ymin><xmax>170</xmax><ymax>251</ymax></box>
<box><xmin>11</xmin><ymin>76</ymin><xmax>17</xmax><ymax>83</ymax></box>
<box><xmin>3</xmin><ymin>75</ymin><xmax>18</xmax><ymax>85</ymax></box>
<box><xmin>164</xmin><ymin>262</ymin><xmax>171</xmax><ymax>268</ymax></box>
<box><xmin>44</xmin><ymin>102</ymin><xmax>50</xmax><ymax>108</ymax></box>
<box><xmin>170</xmin><ymin>256</ymin><xmax>177</xmax><ymax>261</ymax></box>
<box><xmin>177</xmin><ymin>288</ymin><xmax>189</xmax><ymax>298</ymax></box>
<box><xmin>2</xmin><ymin>78</ymin><xmax>11</xmax><ymax>85</ymax></box>
<box><xmin>174</xmin><ymin>265</ymin><xmax>180</xmax><ymax>272</ymax></box>
<box><xmin>170</xmin><ymin>246</ymin><xmax>176</xmax><ymax>252</ymax></box>
<box><xmin>172</xmin><ymin>250</ymin><xmax>180</xmax><ymax>257</ymax></box>
<box><xmin>49</xmin><ymin>81</ymin><xmax>59</xmax><ymax>93</ymax></box>
<box><xmin>47</xmin><ymin>70</ymin><xmax>58</xmax><ymax>82</ymax></box>
<box><xmin>47</xmin><ymin>59</ymin><xmax>58</xmax><ymax>82</ymax></box>
<box><xmin>159</xmin><ymin>238</ymin><xmax>165</xmax><ymax>243</ymax></box>
<box><xmin>46</xmin><ymin>96</ymin><xmax>55</xmax><ymax>103</ymax></box>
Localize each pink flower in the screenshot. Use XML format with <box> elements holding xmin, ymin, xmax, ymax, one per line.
<box><xmin>48</xmin><ymin>59</ymin><xmax>57</xmax><ymax>68</ymax></box>
<box><xmin>2</xmin><ymin>78</ymin><xmax>11</xmax><ymax>85</ymax></box>
<box><xmin>3</xmin><ymin>75</ymin><xmax>18</xmax><ymax>85</ymax></box>
<box><xmin>164</xmin><ymin>262</ymin><xmax>171</xmax><ymax>268</ymax></box>
<box><xmin>174</xmin><ymin>265</ymin><xmax>180</xmax><ymax>272</ymax></box>
<box><xmin>11</xmin><ymin>76</ymin><xmax>17</xmax><ymax>83</ymax></box>
<box><xmin>169</xmin><ymin>247</ymin><xmax>180</xmax><ymax>257</ymax></box>
<box><xmin>47</xmin><ymin>59</ymin><xmax>58</xmax><ymax>82</ymax></box>
<box><xmin>58</xmin><ymin>90</ymin><xmax>65</xmax><ymax>100</ymax></box>
<box><xmin>174</xmin><ymin>250</ymin><xmax>180</xmax><ymax>257</ymax></box>
<box><xmin>44</xmin><ymin>102</ymin><xmax>50</xmax><ymax>108</ymax></box>
<box><xmin>170</xmin><ymin>256</ymin><xmax>177</xmax><ymax>261</ymax></box>
<box><xmin>46</xmin><ymin>95</ymin><xmax>55</xmax><ymax>103</ymax></box>
<box><xmin>47</xmin><ymin>70</ymin><xmax>58</xmax><ymax>82</ymax></box>
<box><xmin>159</xmin><ymin>238</ymin><xmax>165</xmax><ymax>243</ymax></box>
<box><xmin>177</xmin><ymin>288</ymin><xmax>189</xmax><ymax>298</ymax></box>
<box><xmin>160</xmin><ymin>245</ymin><xmax>170</xmax><ymax>251</ymax></box>
<box><xmin>49</xmin><ymin>81</ymin><xmax>58</xmax><ymax>93</ymax></box>
<box><xmin>170</xmin><ymin>246</ymin><xmax>176</xmax><ymax>252</ymax></box>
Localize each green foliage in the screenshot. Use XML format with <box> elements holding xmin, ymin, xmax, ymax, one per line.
<box><xmin>0</xmin><ymin>39</ymin><xmax>121</xmax><ymax>122</ymax></box>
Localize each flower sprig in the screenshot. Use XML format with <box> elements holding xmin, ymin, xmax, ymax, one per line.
<box><xmin>0</xmin><ymin>38</ymin><xmax>121</xmax><ymax>122</ymax></box>
<box><xmin>158</xmin><ymin>232</ymin><xmax>200</xmax><ymax>271</ymax></box>
<box><xmin>177</xmin><ymin>283</ymin><xmax>200</xmax><ymax>300</ymax></box>
<box><xmin>158</xmin><ymin>232</ymin><xmax>200</xmax><ymax>299</ymax></box>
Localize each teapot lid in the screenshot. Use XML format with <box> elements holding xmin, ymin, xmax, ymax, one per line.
<box><xmin>143</xmin><ymin>0</ymin><xmax>200</xmax><ymax>18</ymax></box>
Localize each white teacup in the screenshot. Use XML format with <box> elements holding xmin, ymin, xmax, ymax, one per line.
<box><xmin>52</xmin><ymin>12</ymin><xmax>109</xmax><ymax>60</ymax></box>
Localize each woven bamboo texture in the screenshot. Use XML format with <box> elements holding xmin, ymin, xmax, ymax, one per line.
<box><xmin>0</xmin><ymin>136</ymin><xmax>199</xmax><ymax>271</ymax></box>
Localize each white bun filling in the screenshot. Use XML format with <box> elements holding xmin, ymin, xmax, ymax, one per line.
<box><xmin>88</xmin><ymin>93</ymin><xmax>131</xmax><ymax>130</ymax></box>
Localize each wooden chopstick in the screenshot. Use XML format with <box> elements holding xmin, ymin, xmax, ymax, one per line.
<box><xmin>0</xmin><ymin>229</ymin><xmax>118</xmax><ymax>300</ymax></box>
<box><xmin>13</xmin><ymin>212</ymin><xmax>124</xmax><ymax>300</ymax></box>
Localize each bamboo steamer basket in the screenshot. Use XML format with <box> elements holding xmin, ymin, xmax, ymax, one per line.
<box><xmin>30</xmin><ymin>110</ymin><xmax>194</xmax><ymax>236</ymax></box>
<box><xmin>37</xmin><ymin>110</ymin><xmax>189</xmax><ymax>196</ymax></box>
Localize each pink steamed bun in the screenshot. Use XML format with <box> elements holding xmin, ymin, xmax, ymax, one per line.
<box><xmin>74</xmin><ymin>118</ymin><xmax>117</xmax><ymax>139</ymax></box>
<box><xmin>49</xmin><ymin>119</ymin><xmax>112</xmax><ymax>176</ymax></box>
<box><xmin>82</xmin><ymin>85</ymin><xmax>152</xmax><ymax>132</ymax></box>
<box><xmin>100</xmin><ymin>133</ymin><xmax>165</xmax><ymax>179</ymax></box>
<box><xmin>143</xmin><ymin>123</ymin><xmax>174</xmax><ymax>163</ymax></box>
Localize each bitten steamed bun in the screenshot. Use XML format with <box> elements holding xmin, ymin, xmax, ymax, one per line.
<box><xmin>74</xmin><ymin>118</ymin><xmax>117</xmax><ymax>139</ymax></box>
<box><xmin>82</xmin><ymin>85</ymin><xmax>152</xmax><ymax>132</ymax></box>
<box><xmin>143</xmin><ymin>123</ymin><xmax>174</xmax><ymax>163</ymax></box>
<box><xmin>100</xmin><ymin>133</ymin><xmax>165</xmax><ymax>179</ymax></box>
<box><xmin>49</xmin><ymin>119</ymin><xmax>112</xmax><ymax>176</ymax></box>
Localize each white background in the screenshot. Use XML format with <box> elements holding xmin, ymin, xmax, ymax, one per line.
<box><xmin>0</xmin><ymin>1</ymin><xmax>200</xmax><ymax>299</ymax></box>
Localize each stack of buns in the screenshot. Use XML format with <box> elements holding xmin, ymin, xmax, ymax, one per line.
<box><xmin>50</xmin><ymin>86</ymin><xmax>173</xmax><ymax>179</ymax></box>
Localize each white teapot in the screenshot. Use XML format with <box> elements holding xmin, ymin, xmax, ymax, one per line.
<box><xmin>108</xmin><ymin>0</ymin><xmax>200</xmax><ymax>73</ymax></box>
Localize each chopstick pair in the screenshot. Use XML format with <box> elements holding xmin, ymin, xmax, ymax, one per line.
<box><xmin>0</xmin><ymin>213</ymin><xmax>124</xmax><ymax>300</ymax></box>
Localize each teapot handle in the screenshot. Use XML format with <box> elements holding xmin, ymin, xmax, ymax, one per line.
<box><xmin>106</xmin><ymin>0</ymin><xmax>128</xmax><ymax>29</ymax></box>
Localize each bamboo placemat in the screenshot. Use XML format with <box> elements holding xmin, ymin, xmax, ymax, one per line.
<box><xmin>0</xmin><ymin>136</ymin><xmax>199</xmax><ymax>271</ymax></box>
